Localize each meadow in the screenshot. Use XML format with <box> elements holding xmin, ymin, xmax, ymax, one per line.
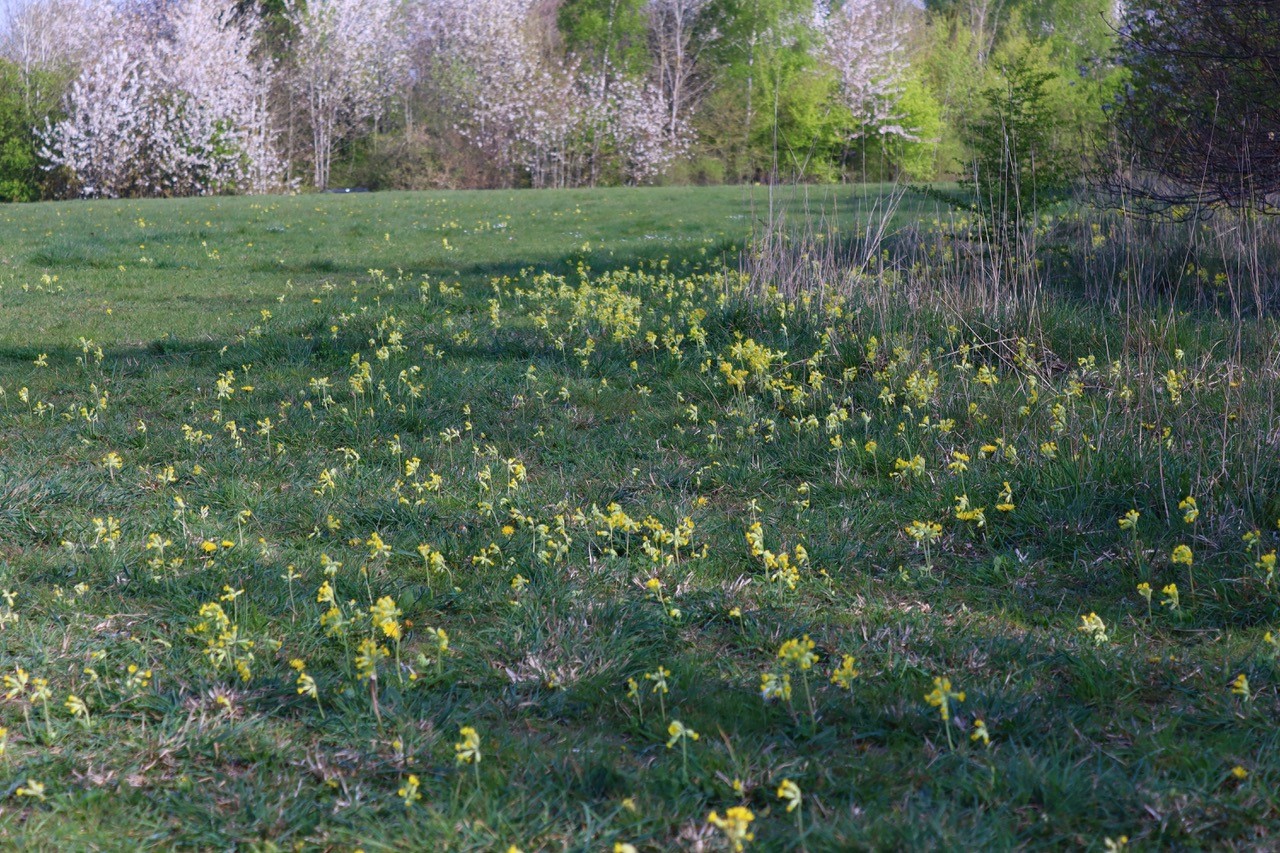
<box><xmin>0</xmin><ymin>185</ymin><xmax>1278</xmax><ymax>850</ymax></box>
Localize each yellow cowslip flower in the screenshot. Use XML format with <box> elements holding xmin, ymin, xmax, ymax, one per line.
<box><xmin>1136</xmin><ymin>583</ymin><xmax>1152</xmax><ymax>602</ymax></box>
<box><xmin>320</xmin><ymin>606</ymin><xmax>346</xmax><ymax>637</ymax></box>
<box><xmin>645</xmin><ymin>666</ymin><xmax>670</xmax><ymax>695</ymax></box>
<box><xmin>1078</xmin><ymin>612</ymin><xmax>1109</xmax><ymax>645</ymax></box>
<box><xmin>1256</xmin><ymin>551</ymin><xmax>1276</xmax><ymax>584</ymax></box>
<box><xmin>296</xmin><ymin>671</ymin><xmax>318</xmax><ymax>699</ymax></box>
<box><xmin>777</xmin><ymin>636</ymin><xmax>818</xmax><ymax>671</ymax></box>
<box><xmin>971</xmin><ymin>719</ymin><xmax>991</xmax><ymax>746</ymax></box>
<box><xmin>370</xmin><ymin>596</ymin><xmax>402</xmax><ymax>640</ymax></box>
<box><xmin>707</xmin><ymin>806</ymin><xmax>755</xmax><ymax>851</ymax></box>
<box><xmin>454</xmin><ymin>726</ymin><xmax>481</xmax><ymax>765</ymax></box>
<box><xmin>830</xmin><ymin>655</ymin><xmax>859</xmax><ymax>689</ymax></box>
<box><xmin>924</xmin><ymin>676</ymin><xmax>965</xmax><ymax>722</ymax></box>
<box><xmin>316</xmin><ymin>581</ymin><xmax>335</xmax><ymax>605</ymax></box>
<box><xmin>744</xmin><ymin>521</ymin><xmax>765</xmax><ymax>557</ymax></box>
<box><xmin>397</xmin><ymin>774</ymin><xmax>421</xmax><ymax>807</ymax></box>
<box><xmin>354</xmin><ymin>638</ymin><xmax>386</xmax><ymax>682</ymax></box>
<box><xmin>65</xmin><ymin>694</ymin><xmax>90</xmax><ymax>720</ymax></box>
<box><xmin>15</xmin><ymin>779</ymin><xmax>45</xmax><ymax>801</ymax></box>
<box><xmin>1231</xmin><ymin>766</ymin><xmax>1248</xmax><ymax>780</ymax></box>
<box><xmin>29</xmin><ymin>677</ymin><xmax>51</xmax><ymax>704</ymax></box>
<box><xmin>760</xmin><ymin>672</ymin><xmax>791</xmax><ymax>703</ymax></box>
<box><xmin>124</xmin><ymin>664</ymin><xmax>151</xmax><ymax>691</ymax></box>
<box><xmin>614</xmin><ymin>844</ymin><xmax>638</xmax><ymax>853</ymax></box>
<box><xmin>3</xmin><ymin>666</ymin><xmax>27</xmax><ymax>700</ymax></box>
<box><xmin>366</xmin><ymin>531</ymin><xmax>391</xmax><ymax>560</ymax></box>
<box><xmin>1171</xmin><ymin>545</ymin><xmax>1193</xmax><ymax>566</ymax></box>
<box><xmin>417</xmin><ymin>540</ymin><xmax>448</xmax><ymax>573</ymax></box>
<box><xmin>776</xmin><ymin>778</ymin><xmax>802</xmax><ymax>812</ymax></box>
<box><xmin>1161</xmin><ymin>583</ymin><xmax>1180</xmax><ymax>610</ymax></box>
<box><xmin>995</xmin><ymin>481</ymin><xmax>1015</xmax><ymax>512</ymax></box>
<box><xmin>891</xmin><ymin>455</ymin><xmax>925</xmax><ymax>479</ymax></box>
<box><xmin>954</xmin><ymin>495</ymin><xmax>987</xmax><ymax>527</ymax></box>
<box><xmin>904</xmin><ymin>520</ymin><xmax>943</xmax><ymax>545</ymax></box>
<box><xmin>1230</xmin><ymin>673</ymin><xmax>1251</xmax><ymax>700</ymax></box>
<box><xmin>1265</xmin><ymin>631</ymin><xmax>1280</xmax><ymax>659</ymax></box>
<box><xmin>665</xmin><ymin>720</ymin><xmax>699</xmax><ymax>748</ymax></box>
<box><xmin>1178</xmin><ymin>496</ymin><xmax>1198</xmax><ymax>524</ymax></box>
<box><xmin>1119</xmin><ymin>509</ymin><xmax>1140</xmax><ymax>531</ymax></box>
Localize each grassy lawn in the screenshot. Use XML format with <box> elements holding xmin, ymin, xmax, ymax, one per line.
<box><xmin>0</xmin><ymin>185</ymin><xmax>1278</xmax><ymax>850</ymax></box>
<box><xmin>0</xmin><ymin>184</ymin><xmax>925</xmax><ymax>349</ymax></box>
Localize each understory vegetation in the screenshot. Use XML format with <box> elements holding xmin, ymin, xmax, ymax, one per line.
<box><xmin>0</xmin><ymin>186</ymin><xmax>1278</xmax><ymax>849</ymax></box>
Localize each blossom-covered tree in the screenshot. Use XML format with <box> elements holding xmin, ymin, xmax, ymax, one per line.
<box><xmin>288</xmin><ymin>0</ymin><xmax>408</xmax><ymax>189</ymax></box>
<box><xmin>425</xmin><ymin>0</ymin><xmax>688</xmax><ymax>187</ymax></box>
<box><xmin>40</xmin><ymin>44</ymin><xmax>152</xmax><ymax>196</ymax></box>
<box><xmin>607</xmin><ymin>73</ymin><xmax>690</xmax><ymax>182</ymax></box>
<box><xmin>156</xmin><ymin>0</ymin><xmax>288</xmax><ymax>194</ymax></box>
<box><xmin>40</xmin><ymin>0</ymin><xmax>286</xmax><ymax>197</ymax></box>
<box><xmin>820</xmin><ymin>0</ymin><xmax>914</xmax><ymax>140</ymax></box>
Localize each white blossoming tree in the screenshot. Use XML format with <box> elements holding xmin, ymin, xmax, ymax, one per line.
<box><xmin>288</xmin><ymin>0</ymin><xmax>409</xmax><ymax>189</ymax></box>
<box><xmin>40</xmin><ymin>0</ymin><xmax>286</xmax><ymax>197</ymax></box>
<box><xmin>159</xmin><ymin>0</ymin><xmax>288</xmax><ymax>194</ymax></box>
<box><xmin>820</xmin><ymin>0</ymin><xmax>914</xmax><ymax>141</ymax></box>
<box><xmin>425</xmin><ymin>0</ymin><xmax>688</xmax><ymax>187</ymax></box>
<box><xmin>40</xmin><ymin>44</ymin><xmax>152</xmax><ymax>197</ymax></box>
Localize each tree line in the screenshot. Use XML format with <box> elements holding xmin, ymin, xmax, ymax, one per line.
<box><xmin>0</xmin><ymin>0</ymin><xmax>1273</xmax><ymax>207</ymax></box>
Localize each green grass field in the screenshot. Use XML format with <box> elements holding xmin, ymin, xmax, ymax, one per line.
<box><xmin>0</xmin><ymin>185</ymin><xmax>1278</xmax><ymax>850</ymax></box>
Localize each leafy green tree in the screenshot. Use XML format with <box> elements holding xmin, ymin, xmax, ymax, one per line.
<box><xmin>697</xmin><ymin>0</ymin><xmax>839</xmax><ymax>180</ymax></box>
<box><xmin>1013</xmin><ymin>0</ymin><xmax>1115</xmax><ymax>67</ymax></box>
<box><xmin>0</xmin><ymin>59</ymin><xmax>62</xmax><ymax>202</ymax></box>
<box><xmin>883</xmin><ymin>73</ymin><xmax>944</xmax><ymax>180</ymax></box>
<box><xmin>924</xmin><ymin>0</ymin><xmax>1115</xmax><ymax>65</ymax></box>
<box><xmin>961</xmin><ymin>36</ymin><xmax>1082</xmax><ymax>236</ymax></box>
<box><xmin>558</xmin><ymin>0</ymin><xmax>651</xmax><ymax>78</ymax></box>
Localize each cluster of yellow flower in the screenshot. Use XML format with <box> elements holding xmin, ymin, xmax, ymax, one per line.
<box><xmin>6</xmin><ymin>243</ymin><xmax>1280</xmax><ymax>849</ymax></box>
